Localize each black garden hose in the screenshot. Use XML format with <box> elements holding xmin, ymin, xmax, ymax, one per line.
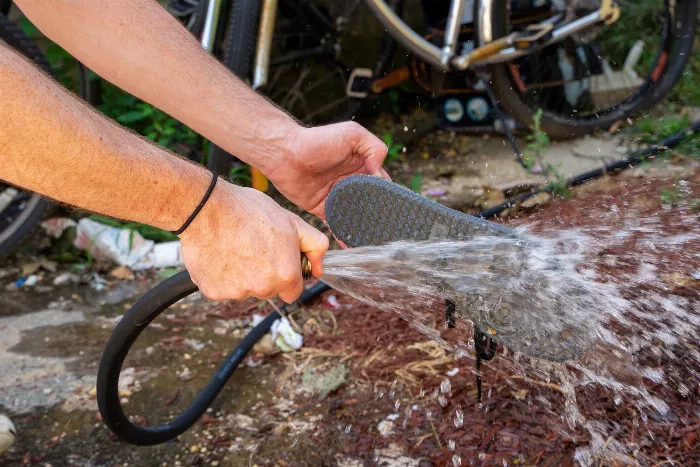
<box><xmin>96</xmin><ymin>271</ymin><xmax>329</xmax><ymax>446</ymax></box>
<box><xmin>476</xmin><ymin>119</ymin><xmax>700</xmax><ymax>219</ymax></box>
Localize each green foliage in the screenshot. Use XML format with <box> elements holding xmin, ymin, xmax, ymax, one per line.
<box><xmin>388</xmin><ymin>89</ymin><xmax>401</xmax><ymax>117</ymax></box>
<box><xmin>409</xmin><ymin>173</ymin><xmax>423</xmax><ymax>193</ymax></box>
<box><xmin>546</xmin><ymin>167</ymin><xmax>571</xmax><ymax>199</ymax></box>
<box><xmin>660</xmin><ymin>186</ymin><xmax>682</xmax><ymax>206</ymax></box>
<box><xmin>523</xmin><ymin>109</ymin><xmax>550</xmax><ymax>171</ymax></box>
<box><xmin>228</xmin><ymin>164</ymin><xmax>252</xmax><ymax>186</ymax></box>
<box><xmin>99</xmin><ymin>84</ymin><xmax>198</xmax><ymax>151</ymax></box>
<box><xmin>671</xmin><ymin>37</ymin><xmax>700</xmax><ymax>106</ymax></box>
<box><xmin>523</xmin><ymin>110</ymin><xmax>570</xmax><ymax>197</ymax></box>
<box><xmin>382</xmin><ymin>133</ymin><xmax>404</xmax><ymax>164</ymax></box>
<box><xmin>634</xmin><ymin>114</ymin><xmax>700</xmax><ymax>158</ymax></box>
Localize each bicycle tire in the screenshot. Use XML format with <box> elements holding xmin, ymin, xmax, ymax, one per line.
<box><xmin>0</xmin><ymin>13</ymin><xmax>49</xmax><ymax>255</ymax></box>
<box><xmin>484</xmin><ymin>0</ymin><xmax>698</xmax><ymax>139</ymax></box>
<box><xmin>207</xmin><ymin>0</ymin><xmax>402</xmax><ymax>175</ymax></box>
<box><xmin>206</xmin><ymin>0</ymin><xmax>263</xmax><ymax>175</ymax></box>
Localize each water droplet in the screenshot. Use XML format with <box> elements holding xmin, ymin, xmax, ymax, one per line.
<box><xmin>344</xmin><ymin>424</ymin><xmax>352</xmax><ymax>434</ymax></box>
<box><xmin>394</xmin><ymin>400</ymin><xmax>401</xmax><ymax>411</ymax></box>
<box><xmin>479</xmin><ymin>452</ymin><xmax>486</xmax><ymax>461</ymax></box>
<box><xmin>403</xmin><ymin>126</ymin><xmax>408</xmax><ymax>131</ymax></box>
<box><xmin>376</xmin><ymin>391</ymin><xmax>384</xmax><ymax>400</ymax></box>
<box><xmin>438</xmin><ymin>395</ymin><xmax>448</xmax><ymax>407</ymax></box>
<box><xmin>448</xmin><ymin>439</ymin><xmax>456</xmax><ymax>451</ymax></box>
<box><xmin>454</xmin><ymin>409</ymin><xmax>464</xmax><ymax>428</ymax></box>
<box><xmin>441</xmin><ymin>378</ymin><xmax>452</xmax><ymax>394</ymax></box>
<box><xmin>452</xmin><ymin>454</ymin><xmax>462</xmax><ymax>466</ymax></box>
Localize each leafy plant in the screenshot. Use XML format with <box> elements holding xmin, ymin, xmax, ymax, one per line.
<box><xmin>382</xmin><ymin>133</ymin><xmax>405</xmax><ymax>164</ymax></box>
<box><xmin>228</xmin><ymin>164</ymin><xmax>252</xmax><ymax>186</ymax></box>
<box><xmin>523</xmin><ymin>109</ymin><xmax>550</xmax><ymax>171</ymax></box>
<box><xmin>410</xmin><ymin>173</ymin><xmax>423</xmax><ymax>193</ymax></box>
<box><xmin>660</xmin><ymin>186</ymin><xmax>682</xmax><ymax>206</ymax></box>
<box><xmin>545</xmin><ymin>166</ymin><xmax>571</xmax><ymax>199</ymax></box>
<box><xmin>388</xmin><ymin>89</ymin><xmax>401</xmax><ymax>117</ymax></box>
<box><xmin>635</xmin><ymin>114</ymin><xmax>699</xmax><ymax>159</ymax></box>
<box><xmin>99</xmin><ymin>84</ymin><xmax>198</xmax><ymax>151</ymax></box>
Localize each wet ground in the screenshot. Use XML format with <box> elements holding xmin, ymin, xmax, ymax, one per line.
<box><xmin>1</xmin><ymin>125</ymin><xmax>699</xmax><ymax>466</ymax></box>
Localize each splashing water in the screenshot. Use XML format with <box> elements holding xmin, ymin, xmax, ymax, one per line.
<box><xmin>320</xmin><ymin>221</ymin><xmax>699</xmax><ymax>465</ymax></box>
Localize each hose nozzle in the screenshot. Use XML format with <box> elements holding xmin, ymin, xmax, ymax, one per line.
<box><xmin>301</xmin><ymin>254</ymin><xmax>312</xmax><ymax>280</ymax></box>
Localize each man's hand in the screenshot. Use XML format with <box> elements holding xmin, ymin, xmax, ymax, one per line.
<box><xmin>263</xmin><ymin>122</ymin><xmax>390</xmax><ymax>220</ymax></box>
<box><xmin>179</xmin><ymin>181</ymin><xmax>329</xmax><ymax>303</ymax></box>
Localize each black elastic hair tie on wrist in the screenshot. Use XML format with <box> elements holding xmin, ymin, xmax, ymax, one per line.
<box><xmin>171</xmin><ymin>170</ymin><xmax>218</xmax><ymax>235</ymax></box>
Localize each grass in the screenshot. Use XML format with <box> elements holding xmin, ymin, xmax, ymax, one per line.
<box><xmin>633</xmin><ymin>114</ymin><xmax>700</xmax><ymax>159</ymax></box>
<box><xmin>382</xmin><ymin>132</ymin><xmax>405</xmax><ymax>164</ymax></box>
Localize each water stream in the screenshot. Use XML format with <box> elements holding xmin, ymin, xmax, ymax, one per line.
<box><xmin>320</xmin><ymin>221</ymin><xmax>698</xmax><ymax>465</ymax></box>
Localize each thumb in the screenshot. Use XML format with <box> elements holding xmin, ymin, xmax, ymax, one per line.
<box><xmin>292</xmin><ymin>216</ymin><xmax>329</xmax><ymax>277</ymax></box>
<box><xmin>345</xmin><ymin>122</ymin><xmax>389</xmax><ymax>177</ymax></box>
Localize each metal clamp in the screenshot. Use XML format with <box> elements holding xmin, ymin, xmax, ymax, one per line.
<box><xmin>346</xmin><ymin>68</ymin><xmax>373</xmax><ymax>98</ymax></box>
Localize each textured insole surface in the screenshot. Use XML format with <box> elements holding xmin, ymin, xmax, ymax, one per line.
<box><xmin>324</xmin><ymin>175</ymin><xmax>593</xmax><ymax>362</ymax></box>
<box><xmin>325</xmin><ymin>175</ymin><xmax>515</xmax><ymax>246</ymax></box>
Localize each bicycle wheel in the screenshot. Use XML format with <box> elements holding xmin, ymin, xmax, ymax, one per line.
<box><xmin>486</xmin><ymin>0</ymin><xmax>698</xmax><ymax>139</ymax></box>
<box><xmin>0</xmin><ymin>13</ymin><xmax>49</xmax><ymax>255</ymax></box>
<box><xmin>207</xmin><ymin>0</ymin><xmax>402</xmax><ymax>175</ymax></box>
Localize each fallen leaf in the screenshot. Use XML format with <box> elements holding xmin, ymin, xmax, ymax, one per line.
<box><xmin>110</xmin><ymin>265</ymin><xmax>135</xmax><ymax>280</ymax></box>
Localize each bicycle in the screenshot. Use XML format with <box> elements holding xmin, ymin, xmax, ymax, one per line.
<box><xmin>1</xmin><ymin>0</ymin><xmax>697</xmax><ymax>253</ymax></box>
<box><xmin>193</xmin><ymin>0</ymin><xmax>697</xmax><ymax>171</ymax></box>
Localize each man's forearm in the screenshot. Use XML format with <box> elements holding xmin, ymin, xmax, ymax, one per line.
<box><xmin>0</xmin><ymin>44</ymin><xmax>210</xmax><ymax>231</ymax></box>
<box><xmin>14</xmin><ymin>0</ymin><xmax>299</xmax><ymax>175</ymax></box>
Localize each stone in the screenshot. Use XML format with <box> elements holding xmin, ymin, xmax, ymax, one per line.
<box><xmin>301</xmin><ymin>364</ymin><xmax>349</xmax><ymax>399</ymax></box>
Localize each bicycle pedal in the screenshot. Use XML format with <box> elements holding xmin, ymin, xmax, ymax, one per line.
<box><xmin>346</xmin><ymin>68</ymin><xmax>373</xmax><ymax>98</ymax></box>
<box><xmin>512</xmin><ymin>24</ymin><xmax>554</xmax><ymax>50</ymax></box>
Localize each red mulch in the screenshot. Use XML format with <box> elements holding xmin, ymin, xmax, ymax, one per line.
<box><xmin>213</xmin><ymin>169</ymin><xmax>700</xmax><ymax>466</ymax></box>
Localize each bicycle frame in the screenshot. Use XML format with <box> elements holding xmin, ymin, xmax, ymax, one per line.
<box><xmin>199</xmin><ymin>0</ymin><xmax>619</xmax><ymax>84</ymax></box>
<box><xmin>365</xmin><ymin>0</ymin><xmax>619</xmax><ymax>71</ymax></box>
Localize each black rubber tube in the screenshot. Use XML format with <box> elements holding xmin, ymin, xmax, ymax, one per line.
<box><xmin>97</xmin><ymin>271</ymin><xmax>330</xmax><ymax>446</ymax></box>
<box><xmin>476</xmin><ymin>119</ymin><xmax>700</xmax><ymax>219</ymax></box>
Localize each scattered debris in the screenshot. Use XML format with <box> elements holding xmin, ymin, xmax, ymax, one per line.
<box><xmin>326</xmin><ymin>295</ymin><xmax>341</xmax><ymax>309</ymax></box>
<box><xmin>40</xmin><ymin>217</ymin><xmax>77</xmax><ymax>238</ymax></box>
<box><xmin>377</xmin><ymin>419</ymin><xmax>394</xmax><ymax>436</ymax></box>
<box><xmin>521</xmin><ymin>191</ymin><xmax>552</xmax><ymax>208</ymax></box>
<box><xmin>73</xmin><ymin>218</ymin><xmax>183</xmax><ymax>270</ymax></box>
<box><xmin>53</xmin><ymin>273</ymin><xmax>80</xmax><ymax>286</ymax></box>
<box><xmin>301</xmin><ymin>364</ymin><xmax>349</xmax><ymax>398</ymax></box>
<box><xmin>109</xmin><ymin>266</ymin><xmax>135</xmax><ymax>281</ymax></box>
<box><xmin>21</xmin><ymin>259</ymin><xmax>57</xmax><ymax>276</ymax></box>
<box><xmin>0</xmin><ymin>415</ymin><xmax>15</xmax><ymax>456</ymax></box>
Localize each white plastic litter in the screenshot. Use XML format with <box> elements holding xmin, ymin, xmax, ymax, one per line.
<box><xmin>41</xmin><ymin>217</ymin><xmax>77</xmax><ymax>238</ymax></box>
<box><xmin>53</xmin><ymin>272</ymin><xmax>80</xmax><ymax>286</ymax></box>
<box><xmin>271</xmin><ymin>316</ymin><xmax>303</xmax><ymax>352</ymax></box>
<box><xmin>251</xmin><ymin>314</ymin><xmax>303</xmax><ymax>352</ymax></box>
<box><xmin>0</xmin><ymin>414</ymin><xmax>15</xmax><ymax>456</ymax></box>
<box><xmin>326</xmin><ymin>295</ymin><xmax>341</xmax><ymax>309</ymax></box>
<box><xmin>23</xmin><ymin>275</ymin><xmax>38</xmax><ymax>287</ymax></box>
<box><xmin>73</xmin><ymin>218</ymin><xmax>183</xmax><ymax>270</ymax></box>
